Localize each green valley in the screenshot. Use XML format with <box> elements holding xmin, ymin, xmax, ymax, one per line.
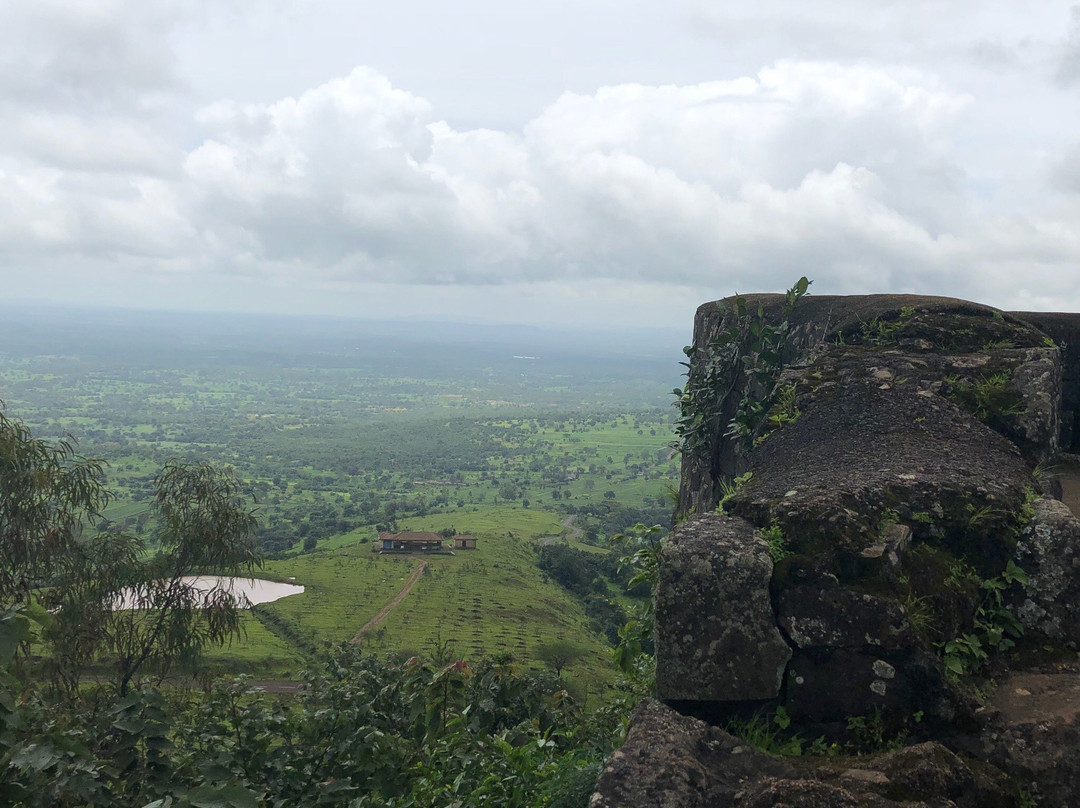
<box><xmin>0</xmin><ymin>305</ymin><xmax>682</xmax><ymax>690</ymax></box>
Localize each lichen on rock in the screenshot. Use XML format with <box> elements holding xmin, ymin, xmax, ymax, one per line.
<box><xmin>655</xmin><ymin>513</ymin><xmax>791</xmax><ymax>702</ymax></box>
<box><xmin>597</xmin><ymin>293</ymin><xmax>1080</xmax><ymax>808</ymax></box>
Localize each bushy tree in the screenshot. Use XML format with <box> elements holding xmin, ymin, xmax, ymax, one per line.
<box><xmin>0</xmin><ymin>410</ymin><xmax>260</xmax><ymax>696</ymax></box>
<box><xmin>0</xmin><ymin>408</ymin><xmax>110</xmax><ymax>608</ymax></box>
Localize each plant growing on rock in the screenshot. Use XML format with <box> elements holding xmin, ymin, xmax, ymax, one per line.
<box><xmin>673</xmin><ymin>277</ymin><xmax>811</xmax><ymax>466</ymax></box>
<box><xmin>942</xmin><ymin>560</ymin><xmax>1028</xmax><ymax>678</ymax></box>
<box><xmin>945</xmin><ymin>369</ymin><xmax>1025</xmax><ymax>425</ymax></box>
<box><xmin>761</xmin><ymin>522</ymin><xmax>790</xmax><ymax>563</ymax></box>
<box><xmin>610</xmin><ymin>523</ymin><xmax>665</xmax><ymax>681</ymax></box>
<box><xmin>716</xmin><ymin>471</ymin><xmax>753</xmax><ymax>513</ymax></box>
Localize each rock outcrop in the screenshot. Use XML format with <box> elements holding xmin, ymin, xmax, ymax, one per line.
<box><xmin>655</xmin><ymin>514</ymin><xmax>791</xmax><ymax>702</ymax></box>
<box><xmin>592</xmin><ymin>699</ymin><xmax>1024</xmax><ymax>808</ymax></box>
<box><xmin>1012</xmin><ymin>497</ymin><xmax>1080</xmax><ymax>644</ymax></box>
<box><xmin>595</xmin><ymin>294</ymin><xmax>1080</xmax><ymax>808</ymax></box>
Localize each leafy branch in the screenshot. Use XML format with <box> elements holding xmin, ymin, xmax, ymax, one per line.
<box><xmin>673</xmin><ymin>277</ymin><xmax>811</xmax><ymax>468</ymax></box>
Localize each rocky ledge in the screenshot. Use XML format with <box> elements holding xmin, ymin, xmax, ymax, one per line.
<box><xmin>595</xmin><ymin>294</ymin><xmax>1080</xmax><ymax>807</ymax></box>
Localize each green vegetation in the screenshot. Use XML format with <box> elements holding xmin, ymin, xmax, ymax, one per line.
<box><xmin>1</xmin><ymin>637</ymin><xmax>626</xmax><ymax>807</ymax></box>
<box><xmin>725</xmin><ymin>705</ymin><xmax>922</xmax><ymax>758</ymax></box>
<box><xmin>673</xmin><ymin>276</ymin><xmax>811</xmax><ymax>463</ymax></box>
<box><xmin>0</xmin><ymin>311</ymin><xmax>681</xmax><ymax>684</ymax></box>
<box><xmin>0</xmin><ymin>397</ymin><xmax>645</xmax><ymax>807</ymax></box>
<box><xmin>0</xmin><ymin>311</ymin><xmax>684</xmax><ymax>805</ymax></box>
<box><xmin>716</xmin><ymin>470</ymin><xmax>753</xmax><ymax>513</ymax></box>
<box><xmin>1</xmin><ymin>408</ymin><xmax>261</xmax><ymax>697</ymax></box>
<box><xmin>942</xmin><ymin>560</ymin><xmax>1029</xmax><ymax>678</ymax></box>
<box><xmin>232</xmin><ymin>507</ymin><xmax>619</xmax><ymax>693</ymax></box>
<box><xmin>849</xmin><ymin>304</ymin><xmax>917</xmax><ymax>346</ymax></box>
<box><xmin>945</xmin><ymin>369</ymin><xmax>1025</xmax><ymax>424</ymax></box>
<box><xmin>760</xmin><ymin>521</ymin><xmax>790</xmax><ymax>563</ymax></box>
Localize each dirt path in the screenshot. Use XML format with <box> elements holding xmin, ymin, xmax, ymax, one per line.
<box><xmin>561</xmin><ymin>515</ymin><xmax>583</xmax><ymax>540</ymax></box>
<box><xmin>540</xmin><ymin>516</ymin><xmax>584</xmax><ymax>547</ymax></box>
<box><xmin>351</xmin><ymin>561</ymin><xmax>428</xmax><ymax>642</ymax></box>
<box><xmin>993</xmin><ymin>669</ymin><xmax>1080</xmax><ymax>725</ymax></box>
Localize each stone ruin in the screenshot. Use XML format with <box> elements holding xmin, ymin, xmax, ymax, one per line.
<box><xmin>592</xmin><ymin>294</ymin><xmax>1080</xmax><ymax>808</ymax></box>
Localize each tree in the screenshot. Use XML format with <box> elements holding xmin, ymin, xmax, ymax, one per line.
<box><xmin>0</xmin><ymin>411</ymin><xmax>261</xmax><ymax>696</ymax></box>
<box><xmin>64</xmin><ymin>462</ymin><xmax>260</xmax><ymax>694</ymax></box>
<box><xmin>536</xmin><ymin>640</ymin><xmax>583</xmax><ymax>678</ymax></box>
<box><xmin>0</xmin><ymin>408</ymin><xmax>110</xmax><ymax>609</ymax></box>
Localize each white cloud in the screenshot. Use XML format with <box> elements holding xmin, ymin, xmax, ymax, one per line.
<box><xmin>162</xmin><ymin>60</ymin><xmax>987</xmax><ymax>294</ymax></box>
<box><xmin>1057</xmin><ymin>5</ymin><xmax>1080</xmax><ymax>85</ymax></box>
<box><xmin>1</xmin><ymin>0</ymin><xmax>1079</xmax><ymax>324</ymax></box>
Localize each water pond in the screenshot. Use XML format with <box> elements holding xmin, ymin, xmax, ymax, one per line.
<box><xmin>114</xmin><ymin>576</ymin><xmax>304</xmax><ymax>610</ymax></box>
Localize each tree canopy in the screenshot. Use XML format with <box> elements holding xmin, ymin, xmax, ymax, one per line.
<box><xmin>0</xmin><ymin>409</ymin><xmax>260</xmax><ymax>695</ymax></box>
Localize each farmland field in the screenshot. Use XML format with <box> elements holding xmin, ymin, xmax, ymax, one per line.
<box><xmin>0</xmin><ymin>304</ymin><xmax>683</xmax><ymax>689</ymax></box>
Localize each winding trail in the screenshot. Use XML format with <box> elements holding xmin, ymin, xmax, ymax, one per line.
<box><xmin>351</xmin><ymin>561</ymin><xmax>428</xmax><ymax>642</ymax></box>
<box><xmin>541</xmin><ymin>516</ymin><xmax>584</xmax><ymax>547</ymax></box>
<box><xmin>561</xmin><ymin>515</ymin><xmax>583</xmax><ymax>540</ymax></box>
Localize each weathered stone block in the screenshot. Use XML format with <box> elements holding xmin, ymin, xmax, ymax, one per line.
<box><xmin>776</xmin><ymin>586</ymin><xmax>912</xmax><ymax>651</ymax></box>
<box><xmin>588</xmin><ymin>699</ymin><xmax>791</xmax><ymax>808</ymax></box>
<box><xmin>785</xmin><ymin>647</ymin><xmax>971</xmax><ymax>727</ymax></box>
<box><xmin>655</xmin><ymin>513</ymin><xmax>792</xmax><ymax>702</ymax></box>
<box><xmin>786</xmin><ymin>649</ymin><xmax>910</xmax><ymax>723</ymax></box>
<box><xmin>1013</xmin><ymin>497</ymin><xmax>1080</xmax><ymax>644</ymax></box>
<box><xmin>591</xmin><ymin>701</ymin><xmax>1020</xmax><ymax>808</ymax></box>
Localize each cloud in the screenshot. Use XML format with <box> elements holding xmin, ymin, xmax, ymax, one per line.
<box><xmin>0</xmin><ymin>5</ymin><xmax>1078</xmax><ymax>318</ymax></box>
<box><xmin>1058</xmin><ymin>5</ymin><xmax>1080</xmax><ymax>85</ymax></box>
<box><xmin>166</xmin><ymin>60</ymin><xmax>984</xmax><ymax>294</ymax></box>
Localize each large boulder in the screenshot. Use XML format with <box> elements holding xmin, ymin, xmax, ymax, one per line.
<box><xmin>784</xmin><ymin>647</ymin><xmax>970</xmax><ymax>727</ymax></box>
<box><xmin>726</xmin><ymin>358</ymin><xmax>1035</xmax><ymax>576</ymax></box>
<box><xmin>625</xmin><ymin>293</ymin><xmax>1080</xmax><ymax>807</ymax></box>
<box><xmin>1011</xmin><ymin>311</ymin><xmax>1080</xmax><ymax>452</ymax></box>
<box><xmin>776</xmin><ymin>584</ymin><xmax>913</xmax><ymax>651</ymax></box>
<box><xmin>589</xmin><ymin>699</ymin><xmax>793</xmax><ymax>808</ymax></box>
<box><xmin>655</xmin><ymin>514</ymin><xmax>791</xmax><ymax>702</ymax></box>
<box><xmin>677</xmin><ymin>295</ymin><xmax>1061</xmax><ymax>515</ymax></box>
<box><xmin>975</xmin><ymin>670</ymin><xmax>1080</xmax><ymax>808</ymax></box>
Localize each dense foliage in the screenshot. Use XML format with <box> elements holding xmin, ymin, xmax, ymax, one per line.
<box><xmin>673</xmin><ymin>276</ymin><xmax>810</xmax><ymax>467</ymax></box>
<box><xmin>0</xmin><ymin>411</ymin><xmax>654</xmax><ymax>807</ymax></box>
<box><xmin>1</xmin><ymin>636</ymin><xmax>629</xmax><ymax>808</ymax></box>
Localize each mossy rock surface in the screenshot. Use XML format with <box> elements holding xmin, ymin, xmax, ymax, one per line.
<box><xmin>678</xmin><ymin>293</ymin><xmax>1057</xmax><ymax>518</ymax></box>
<box><xmin>727</xmin><ymin>369</ymin><xmax>1031</xmax><ymax>578</ymax></box>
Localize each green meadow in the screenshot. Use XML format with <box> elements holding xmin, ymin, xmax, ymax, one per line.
<box><xmin>207</xmin><ymin>506</ymin><xmax>618</xmax><ymax>694</ymax></box>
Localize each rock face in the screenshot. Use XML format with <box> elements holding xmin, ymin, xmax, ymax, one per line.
<box><xmin>676</xmin><ymin>296</ymin><xmax>1063</xmax><ymax>515</ymax></box>
<box><xmin>659</xmin><ymin>295</ymin><xmax>1053</xmax><ymax>725</ymax></box>
<box><xmin>589</xmin><ymin>699</ymin><xmax>791</xmax><ymax>808</ymax></box>
<box><xmin>1011</xmin><ymin>311</ymin><xmax>1080</xmax><ymax>453</ymax></box>
<box><xmin>727</xmin><ymin>366</ymin><xmax>1033</xmax><ymax>573</ymax></box>
<box><xmin>655</xmin><ymin>514</ymin><xmax>791</xmax><ymax>702</ymax></box>
<box><xmin>976</xmin><ymin>668</ymin><xmax>1080</xmax><ymax>808</ymax></box>
<box><xmin>1012</xmin><ymin>497</ymin><xmax>1080</xmax><ymax>644</ymax></box>
<box><xmin>596</xmin><ymin>294</ymin><xmax>1080</xmax><ymax>808</ymax></box>
<box><xmin>591</xmin><ymin>700</ymin><xmax>1024</xmax><ymax>808</ymax></box>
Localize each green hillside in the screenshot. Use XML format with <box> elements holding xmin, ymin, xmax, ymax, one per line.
<box><xmin>208</xmin><ymin>506</ymin><xmax>618</xmax><ymax>695</ymax></box>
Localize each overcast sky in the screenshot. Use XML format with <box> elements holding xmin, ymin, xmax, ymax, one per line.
<box><xmin>1</xmin><ymin>0</ymin><xmax>1078</xmax><ymax>328</ymax></box>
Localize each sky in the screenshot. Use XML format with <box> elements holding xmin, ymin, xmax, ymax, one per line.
<box><xmin>1</xmin><ymin>0</ymin><xmax>1079</xmax><ymax>329</ymax></box>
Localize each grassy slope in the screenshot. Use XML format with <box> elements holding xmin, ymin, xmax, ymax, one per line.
<box><xmin>210</xmin><ymin>506</ymin><xmax>616</xmax><ymax>693</ymax></box>
<box><xmin>202</xmin><ymin>614</ymin><xmax>307</xmax><ymax>676</ymax></box>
